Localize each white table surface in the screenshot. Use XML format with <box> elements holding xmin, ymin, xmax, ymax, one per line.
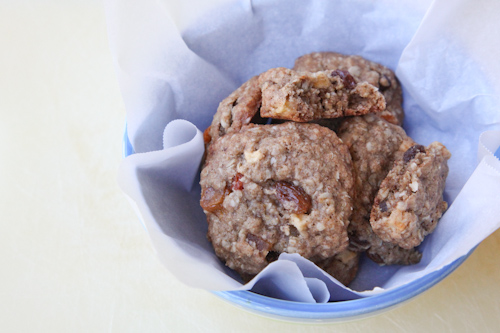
<box><xmin>1</xmin><ymin>1</ymin><xmax>499</xmax><ymax>332</ymax></box>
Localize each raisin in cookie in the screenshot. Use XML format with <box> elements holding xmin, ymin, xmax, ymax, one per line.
<box><xmin>337</xmin><ymin>114</ymin><xmax>421</xmax><ymax>265</ymax></box>
<box><xmin>206</xmin><ymin>75</ymin><xmax>264</xmax><ymax>145</ymax></box>
<box><xmin>258</xmin><ymin>67</ymin><xmax>385</xmax><ymax>122</ymax></box>
<box><xmin>294</xmin><ymin>52</ymin><xmax>404</xmax><ymax>126</ymax></box>
<box><xmin>370</xmin><ymin>142</ymin><xmax>451</xmax><ymax>249</ymax></box>
<box><xmin>200</xmin><ymin>122</ymin><xmax>354</xmax><ymax>276</ymax></box>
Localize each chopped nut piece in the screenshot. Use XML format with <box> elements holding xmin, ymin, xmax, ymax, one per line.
<box><xmin>244</xmin><ymin>149</ymin><xmax>264</xmax><ymax>163</ymax></box>
<box><xmin>289</xmin><ymin>213</ymin><xmax>308</xmax><ymax>233</ymax></box>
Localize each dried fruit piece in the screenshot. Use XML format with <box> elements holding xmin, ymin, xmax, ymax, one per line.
<box><xmin>200</xmin><ymin>186</ymin><xmax>229</xmax><ymax>213</ymax></box>
<box><xmin>231</xmin><ymin>173</ymin><xmax>244</xmax><ymax>191</ymax></box>
<box><xmin>275</xmin><ymin>181</ymin><xmax>312</xmax><ymax>214</ymax></box>
<box><xmin>403</xmin><ymin>145</ymin><xmax>426</xmax><ymax>164</ymax></box>
<box><xmin>331</xmin><ymin>69</ymin><xmax>356</xmax><ymax>89</ymax></box>
<box><xmin>203</xmin><ymin>126</ymin><xmax>212</xmax><ymax>144</ymax></box>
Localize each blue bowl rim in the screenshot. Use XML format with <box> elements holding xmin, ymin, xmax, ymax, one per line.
<box><xmin>213</xmin><ymin>255</ymin><xmax>467</xmax><ymax>321</ymax></box>
<box><xmin>122</xmin><ymin>124</ymin><xmax>470</xmax><ymax>321</ymax></box>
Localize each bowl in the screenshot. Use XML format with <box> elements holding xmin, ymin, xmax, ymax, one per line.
<box><xmin>122</xmin><ymin>126</ymin><xmax>470</xmax><ymax>323</ymax></box>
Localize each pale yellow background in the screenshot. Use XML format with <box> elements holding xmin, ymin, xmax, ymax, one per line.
<box><xmin>1</xmin><ymin>1</ymin><xmax>499</xmax><ymax>332</ymax></box>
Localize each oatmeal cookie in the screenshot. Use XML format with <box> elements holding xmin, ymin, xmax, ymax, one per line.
<box><xmin>258</xmin><ymin>67</ymin><xmax>385</xmax><ymax>122</ymax></box>
<box><xmin>294</xmin><ymin>52</ymin><xmax>404</xmax><ymax>126</ymax></box>
<box><xmin>206</xmin><ymin>75</ymin><xmax>264</xmax><ymax>145</ymax></box>
<box><xmin>370</xmin><ymin>142</ymin><xmax>451</xmax><ymax>249</ymax></box>
<box><xmin>338</xmin><ymin>114</ymin><xmax>421</xmax><ymax>265</ymax></box>
<box><xmin>200</xmin><ymin>122</ymin><xmax>354</xmax><ymax>276</ymax></box>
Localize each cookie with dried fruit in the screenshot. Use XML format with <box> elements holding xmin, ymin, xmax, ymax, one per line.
<box><xmin>259</xmin><ymin>67</ymin><xmax>385</xmax><ymax>122</ymax></box>
<box><xmin>200</xmin><ymin>122</ymin><xmax>354</xmax><ymax>277</ymax></box>
<box><xmin>294</xmin><ymin>52</ymin><xmax>404</xmax><ymax>126</ymax></box>
<box><xmin>338</xmin><ymin>114</ymin><xmax>421</xmax><ymax>265</ymax></box>
<box><xmin>370</xmin><ymin>142</ymin><xmax>451</xmax><ymax>249</ymax></box>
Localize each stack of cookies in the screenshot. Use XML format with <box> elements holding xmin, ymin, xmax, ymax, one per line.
<box><xmin>200</xmin><ymin>52</ymin><xmax>451</xmax><ymax>286</ymax></box>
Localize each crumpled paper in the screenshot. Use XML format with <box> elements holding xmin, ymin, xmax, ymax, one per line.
<box><xmin>106</xmin><ymin>0</ymin><xmax>500</xmax><ymax>302</ymax></box>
